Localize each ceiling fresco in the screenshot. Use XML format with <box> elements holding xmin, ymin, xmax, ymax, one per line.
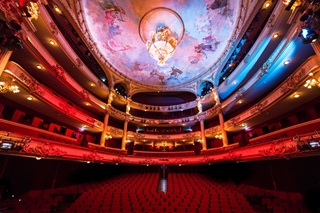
<box><xmin>82</xmin><ymin>0</ymin><xmax>240</xmax><ymax>86</ymax></box>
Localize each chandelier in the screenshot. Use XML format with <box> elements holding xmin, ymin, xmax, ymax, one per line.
<box><xmin>0</xmin><ymin>81</ymin><xmax>20</xmax><ymax>93</ymax></box>
<box><xmin>146</xmin><ymin>26</ymin><xmax>178</xmax><ymax>66</ymax></box>
<box><xmin>139</xmin><ymin>8</ymin><xmax>184</xmax><ymax>66</ymax></box>
<box><xmin>304</xmin><ymin>73</ymin><xmax>320</xmax><ymax>89</ymax></box>
<box><xmin>105</xmin><ymin>133</ymin><xmax>112</xmax><ymax>140</ymax></box>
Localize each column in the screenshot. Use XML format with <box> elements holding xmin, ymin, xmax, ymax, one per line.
<box><xmin>0</xmin><ymin>49</ymin><xmax>13</xmax><ymax>77</ymax></box>
<box><xmin>311</xmin><ymin>40</ymin><xmax>320</xmax><ymax>60</ymax></box>
<box><xmin>197</xmin><ymin>97</ymin><xmax>202</xmax><ymax>113</ymax></box>
<box><xmin>121</xmin><ymin>116</ymin><xmax>129</xmax><ymax>150</ymax></box>
<box><xmin>126</xmin><ymin>97</ymin><xmax>131</xmax><ymax>114</ymax></box>
<box><xmin>99</xmin><ymin>113</ymin><xmax>109</xmax><ymax>146</ymax></box>
<box><xmin>218</xmin><ymin>111</ymin><xmax>229</xmax><ymax>147</ymax></box>
<box><xmin>199</xmin><ymin>118</ymin><xmax>207</xmax><ymax>150</ymax></box>
<box><xmin>213</xmin><ymin>88</ymin><xmax>229</xmax><ymax>147</ymax></box>
<box><xmin>107</xmin><ymin>90</ymin><xmax>114</xmax><ymax>105</ymax></box>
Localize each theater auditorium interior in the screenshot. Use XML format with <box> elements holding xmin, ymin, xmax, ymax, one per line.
<box><xmin>1</xmin><ymin>0</ymin><xmax>320</xmax><ymax>212</ymax></box>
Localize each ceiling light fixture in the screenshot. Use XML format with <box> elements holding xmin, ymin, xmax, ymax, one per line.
<box><xmin>139</xmin><ymin>8</ymin><xmax>184</xmax><ymax>66</ymax></box>
<box><xmin>264</xmin><ymin>1</ymin><xmax>272</xmax><ymax>8</ymax></box>
<box><xmin>36</xmin><ymin>65</ymin><xmax>42</xmax><ymax>69</ymax></box>
<box><xmin>283</xmin><ymin>60</ymin><xmax>290</xmax><ymax>66</ymax></box>
<box><xmin>49</xmin><ymin>40</ymin><xmax>55</xmax><ymax>45</ymax></box>
<box><xmin>105</xmin><ymin>133</ymin><xmax>112</xmax><ymax>140</ymax></box>
<box><xmin>27</xmin><ymin>96</ymin><xmax>33</xmax><ymax>100</ymax></box>
<box><xmin>293</xmin><ymin>94</ymin><xmax>300</xmax><ymax>98</ymax></box>
<box><xmin>54</xmin><ymin>7</ymin><xmax>61</xmax><ymax>13</ymax></box>
<box><xmin>273</xmin><ymin>33</ymin><xmax>279</xmax><ymax>38</ymax></box>
<box><xmin>146</xmin><ymin>26</ymin><xmax>177</xmax><ymax>66</ymax></box>
<box><xmin>0</xmin><ymin>81</ymin><xmax>20</xmax><ymax>93</ymax></box>
<box><xmin>304</xmin><ymin>73</ymin><xmax>320</xmax><ymax>89</ymax></box>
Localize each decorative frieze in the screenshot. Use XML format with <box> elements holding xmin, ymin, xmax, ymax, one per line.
<box><xmin>258</xmin><ymin>142</ymin><xmax>298</xmax><ymax>159</ymax></box>
<box><xmin>280</xmin><ymin>68</ymin><xmax>306</xmax><ymax>94</ymax></box>
<box><xmin>198</xmin><ymin>156</ymin><xmax>214</xmax><ymax>164</ymax></box>
<box><xmin>223</xmin><ymin>152</ymin><xmax>242</xmax><ymax>161</ymax></box>
<box><xmin>21</xmin><ymin>142</ymin><xmax>66</xmax><ymax>158</ymax></box>
<box><xmin>112</xmin><ymin>155</ymin><xmax>129</xmax><ymax>164</ymax></box>
<box><xmin>139</xmin><ymin>158</ymin><xmax>155</xmax><ymax>165</ymax></box>
<box><xmin>250</xmin><ymin>100</ymin><xmax>268</xmax><ymax>115</ymax></box>
<box><xmin>83</xmin><ymin>151</ymin><xmax>104</xmax><ymax>162</ymax></box>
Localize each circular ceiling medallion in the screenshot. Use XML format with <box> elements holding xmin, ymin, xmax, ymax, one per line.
<box><xmin>139</xmin><ymin>7</ymin><xmax>184</xmax><ymax>45</ymax></box>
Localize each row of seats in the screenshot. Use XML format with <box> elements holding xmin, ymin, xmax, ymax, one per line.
<box><xmin>2</xmin><ymin>173</ymin><xmax>308</xmax><ymax>213</ymax></box>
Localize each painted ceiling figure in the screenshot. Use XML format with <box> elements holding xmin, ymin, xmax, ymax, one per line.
<box><xmin>207</xmin><ymin>0</ymin><xmax>228</xmax><ymax>10</ymax></box>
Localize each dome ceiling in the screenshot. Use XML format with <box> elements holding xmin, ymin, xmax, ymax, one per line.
<box><xmin>82</xmin><ymin>0</ymin><xmax>241</xmax><ymax>86</ymax></box>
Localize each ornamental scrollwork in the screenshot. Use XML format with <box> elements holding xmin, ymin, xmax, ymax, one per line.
<box><xmin>236</xmin><ymin>87</ymin><xmax>245</xmax><ymax>99</ymax></box>
<box><xmin>157</xmin><ymin>135</ymin><xmax>171</xmax><ymax>140</ymax></box>
<box><xmin>83</xmin><ymin>151</ymin><xmax>104</xmax><ymax>162</ymax></box>
<box><xmin>112</xmin><ymin>155</ymin><xmax>129</xmax><ymax>164</ymax></box>
<box><xmin>257</xmin><ymin>61</ymin><xmax>270</xmax><ymax>79</ymax></box>
<box><xmin>198</xmin><ymin>156</ymin><xmax>215</xmax><ymax>164</ymax></box>
<box><xmin>18</xmin><ymin>73</ymin><xmax>32</xmax><ymax>85</ymax></box>
<box><xmin>258</xmin><ymin>142</ymin><xmax>299</xmax><ymax>159</ymax></box>
<box><xmin>29</xmin><ymin>80</ymin><xmax>44</xmax><ymax>96</ymax></box>
<box><xmin>133</xmin><ymin>133</ymin><xmax>145</xmax><ymax>140</ymax></box>
<box><xmin>139</xmin><ymin>158</ymin><xmax>155</xmax><ymax>165</ymax></box>
<box><xmin>223</xmin><ymin>152</ymin><xmax>242</xmax><ymax>161</ymax></box>
<box><xmin>170</xmin><ymin>158</ymin><xmax>189</xmax><ymax>165</ymax></box>
<box><xmin>109</xmin><ymin>127</ymin><xmax>123</xmax><ymax>136</ymax></box>
<box><xmin>52</xmin><ymin>65</ymin><xmax>66</xmax><ymax>80</ymax></box>
<box><xmin>49</xmin><ymin>22</ymin><xmax>59</xmax><ymax>35</ymax></box>
<box><xmin>250</xmin><ymin>100</ymin><xmax>268</xmax><ymax>115</ymax></box>
<box><xmin>280</xmin><ymin>68</ymin><xmax>306</xmax><ymax>94</ymax></box>
<box><xmin>80</xmin><ymin>89</ymin><xmax>89</xmax><ymax>100</ymax></box>
<box><xmin>21</xmin><ymin>142</ymin><xmax>66</xmax><ymax>158</ymax></box>
<box><xmin>182</xmin><ymin>132</ymin><xmax>195</xmax><ymax>139</ymax></box>
<box><xmin>227</xmin><ymin>116</ymin><xmax>240</xmax><ymax>127</ymax></box>
<box><xmin>59</xmin><ymin>102</ymin><xmax>75</xmax><ymax>116</ymax></box>
<box><xmin>267</xmin><ymin>14</ymin><xmax>276</xmax><ymax>28</ymax></box>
